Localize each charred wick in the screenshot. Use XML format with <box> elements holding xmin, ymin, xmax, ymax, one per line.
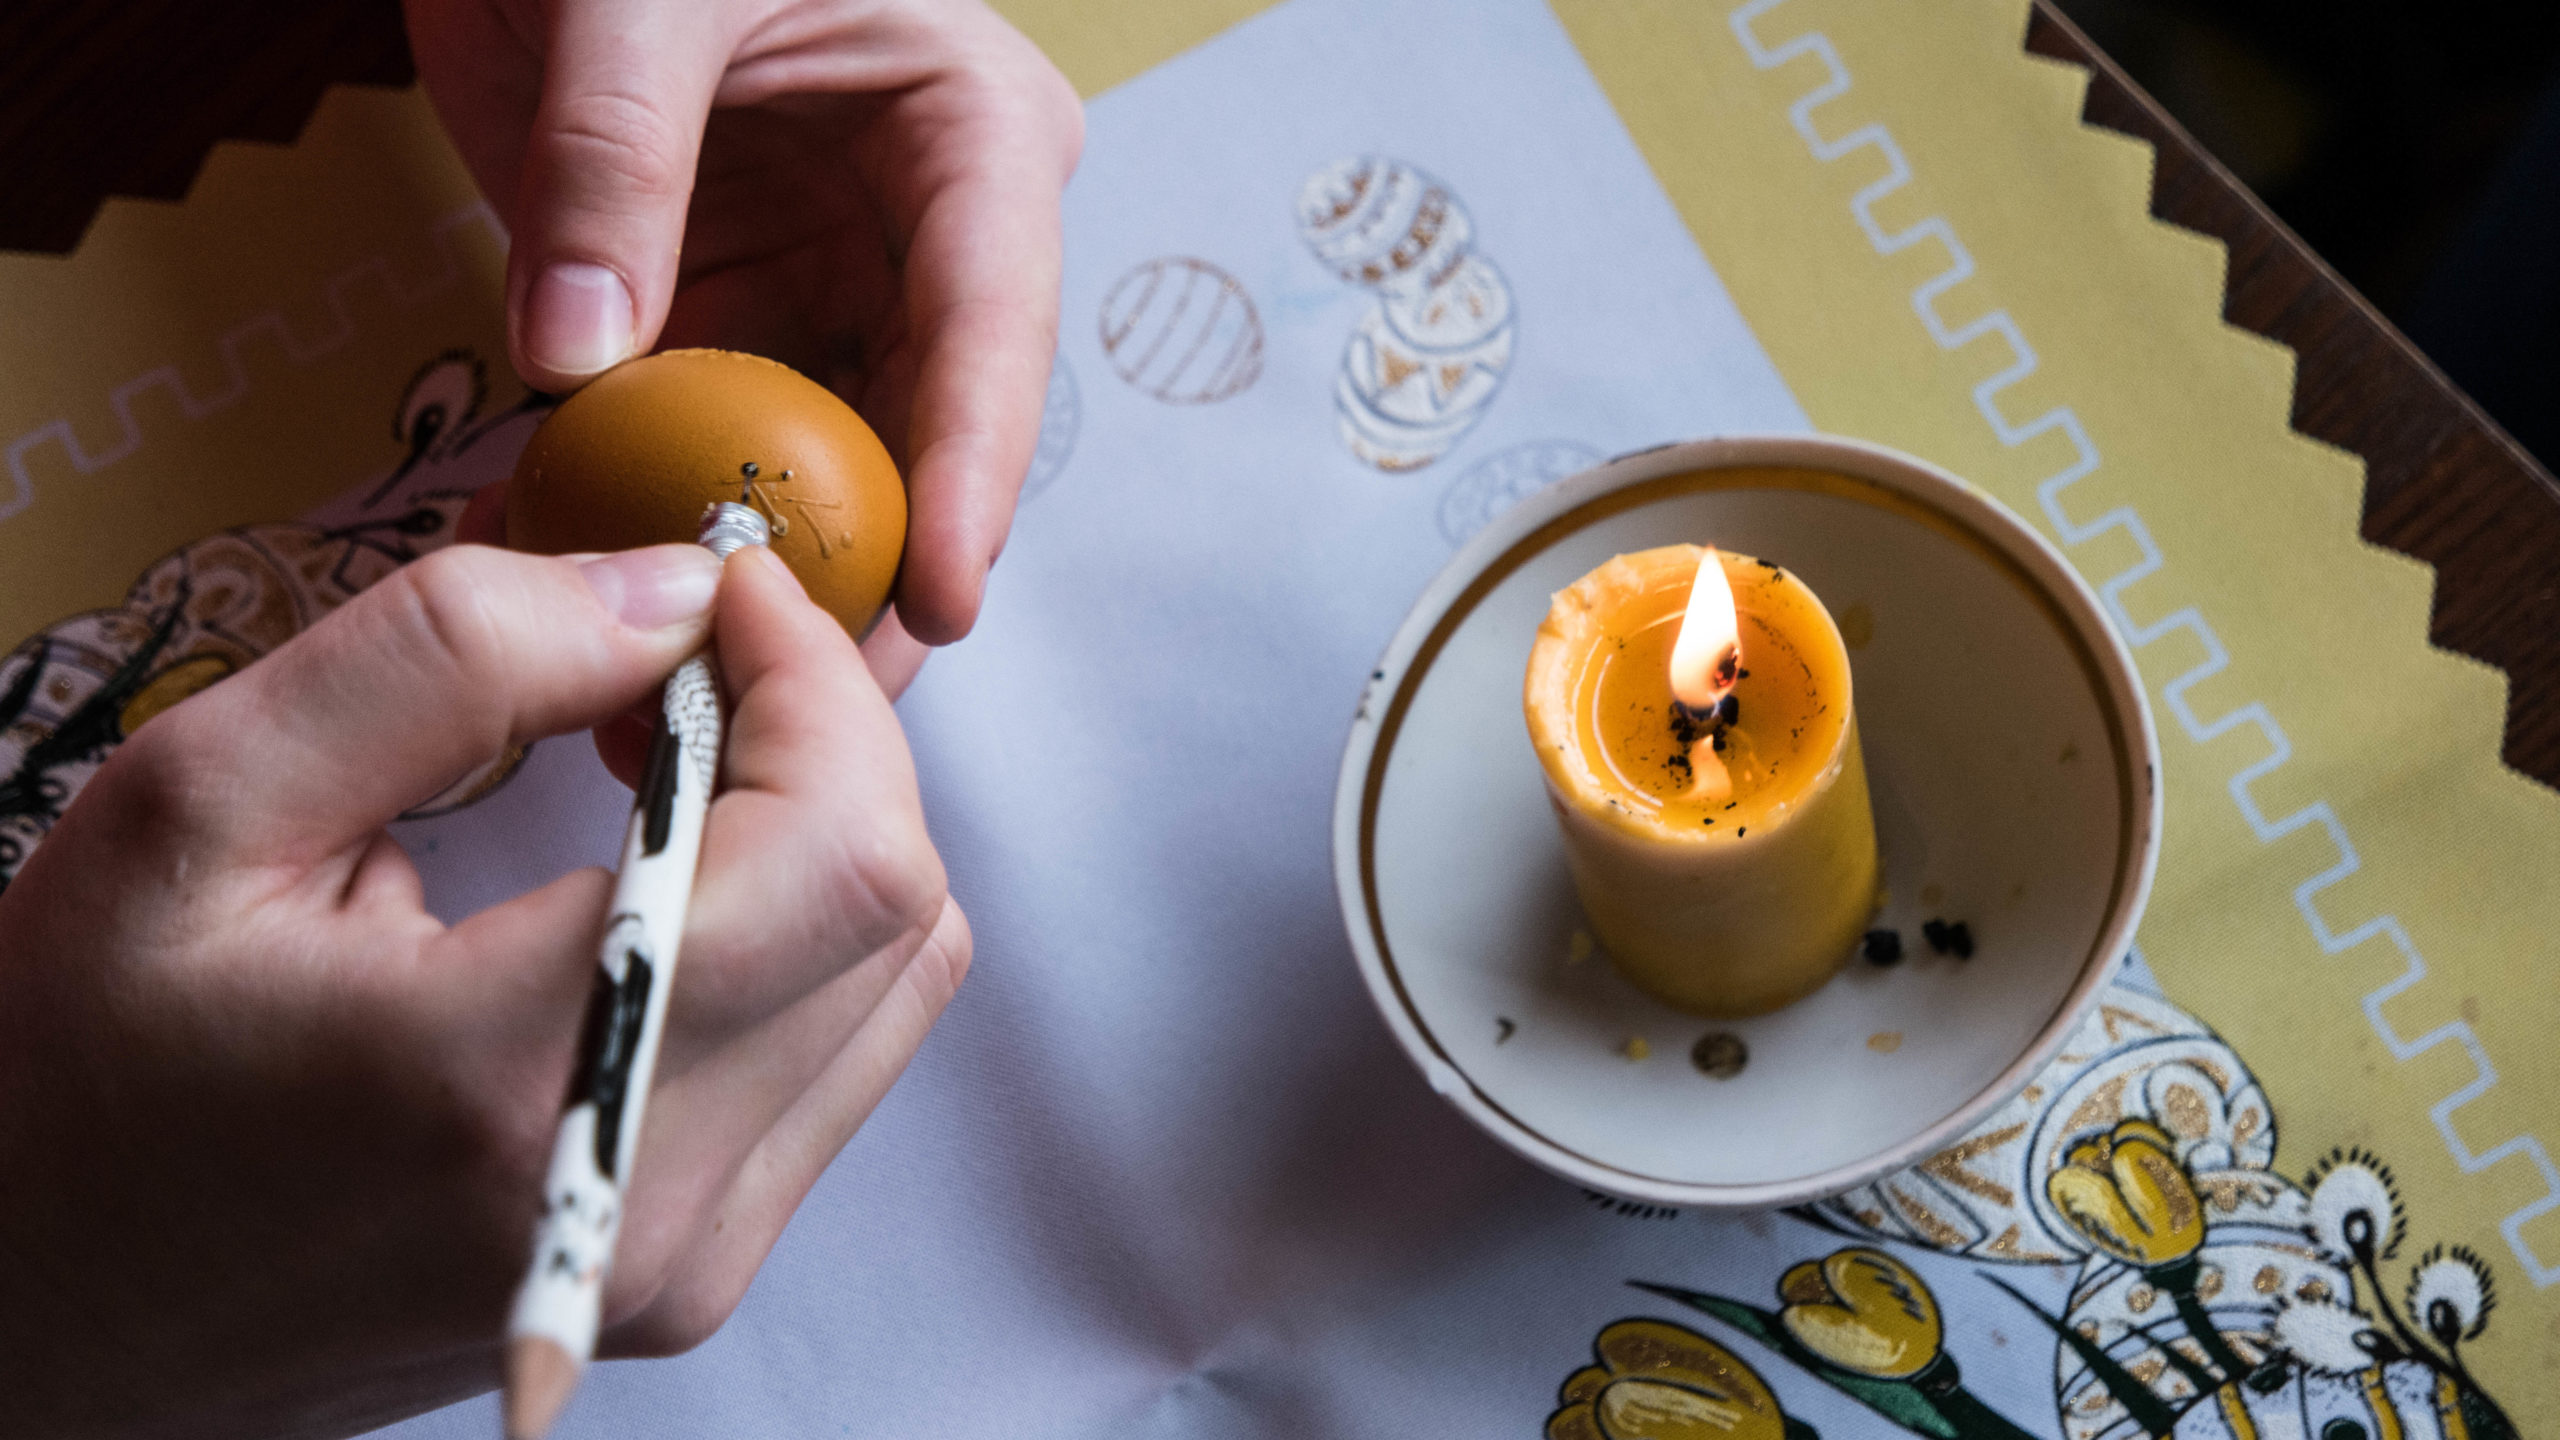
<box><xmin>1666</xmin><ymin>693</ymin><xmax>1742</xmax><ymax>779</ymax></box>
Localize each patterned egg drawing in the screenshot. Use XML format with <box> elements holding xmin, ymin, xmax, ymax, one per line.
<box><xmin>1097</xmin><ymin>257</ymin><xmax>1264</xmax><ymax>405</ymax></box>
<box><xmin>1334</xmin><ymin>256</ymin><xmax>1516</xmax><ymax>471</ymax></box>
<box><xmin>2051</xmin><ymin>1173</ymin><xmax>2341</xmax><ymax>1437</ymax></box>
<box><xmin>1814</xmin><ymin>985</ymin><xmax>2276</xmax><ymax>1266</ymax></box>
<box><xmin>1296</xmin><ymin>155</ymin><xmax>1474</xmax><ymax>298</ymax></box>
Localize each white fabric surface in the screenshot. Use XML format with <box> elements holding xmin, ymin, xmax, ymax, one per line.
<box><xmin>373</xmin><ymin>1</ymin><xmax>2147</xmax><ymax>1434</ymax></box>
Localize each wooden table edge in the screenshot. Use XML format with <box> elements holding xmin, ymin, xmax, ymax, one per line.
<box><xmin>2025</xmin><ymin>0</ymin><xmax>2560</xmax><ymax>793</ymax></box>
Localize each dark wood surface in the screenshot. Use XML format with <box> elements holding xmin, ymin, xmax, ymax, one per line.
<box><xmin>2026</xmin><ymin>3</ymin><xmax>2560</xmax><ymax>790</ymax></box>
<box><xmin>3</xmin><ymin>0</ymin><xmax>2555</xmax><ymax>788</ymax></box>
<box><xmin>0</xmin><ymin>0</ymin><xmax>413</xmax><ymax>254</ymax></box>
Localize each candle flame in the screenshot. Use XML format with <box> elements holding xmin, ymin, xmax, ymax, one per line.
<box><xmin>1669</xmin><ymin>549</ymin><xmax>1741</xmax><ymax>713</ymax></box>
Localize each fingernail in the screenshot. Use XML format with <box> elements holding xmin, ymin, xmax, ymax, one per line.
<box><xmin>523</xmin><ymin>261</ymin><xmax>634</xmax><ymax>379</ymax></box>
<box><xmin>578</xmin><ymin>547</ymin><xmax>720</xmax><ymax>630</ymax></box>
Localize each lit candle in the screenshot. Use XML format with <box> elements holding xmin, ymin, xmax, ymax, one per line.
<box><xmin>1523</xmin><ymin>544</ymin><xmax>1878</xmax><ymax>1017</ymax></box>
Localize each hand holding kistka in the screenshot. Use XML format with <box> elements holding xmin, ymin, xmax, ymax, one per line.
<box><xmin>0</xmin><ymin>541</ymin><xmax>966</xmax><ymax>1436</ymax></box>
<box><xmin>406</xmin><ymin>0</ymin><xmax>1085</xmax><ymax>648</ymax></box>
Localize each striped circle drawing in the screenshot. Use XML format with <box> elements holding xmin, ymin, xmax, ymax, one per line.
<box><xmin>1097</xmin><ymin>257</ymin><xmax>1264</xmax><ymax>405</ymax></box>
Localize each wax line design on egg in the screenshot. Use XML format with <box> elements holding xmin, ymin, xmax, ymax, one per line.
<box><xmin>731</xmin><ymin>461</ymin><xmax>852</xmax><ymax>559</ymax></box>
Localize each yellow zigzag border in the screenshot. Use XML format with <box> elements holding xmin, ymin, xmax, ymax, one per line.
<box><xmin>1</xmin><ymin>201</ymin><xmax>503</xmax><ymax>525</ymax></box>
<box><xmin>1726</xmin><ymin>0</ymin><xmax>2560</xmax><ymax>1287</ymax></box>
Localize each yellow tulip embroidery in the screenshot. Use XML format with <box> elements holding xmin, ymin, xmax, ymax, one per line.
<box><xmin>1546</xmin><ymin>1320</ymin><xmax>1787</xmax><ymax>1440</ymax></box>
<box><xmin>2045</xmin><ymin>1120</ymin><xmax>2205</xmax><ymax>1268</ymax></box>
<box><xmin>1775</xmin><ymin>1247</ymin><xmax>1942</xmax><ymax>1380</ymax></box>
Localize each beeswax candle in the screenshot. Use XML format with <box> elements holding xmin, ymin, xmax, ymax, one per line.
<box><xmin>1524</xmin><ymin>544</ymin><xmax>1877</xmax><ymax>1017</ymax></box>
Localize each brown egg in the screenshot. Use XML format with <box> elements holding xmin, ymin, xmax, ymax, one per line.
<box><xmin>507</xmin><ymin>349</ymin><xmax>906</xmax><ymax>637</ymax></box>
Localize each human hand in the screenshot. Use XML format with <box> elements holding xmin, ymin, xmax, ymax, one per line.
<box><xmin>0</xmin><ymin>542</ymin><xmax>968</xmax><ymax>1438</ymax></box>
<box><xmin>407</xmin><ymin>0</ymin><xmax>1085</xmax><ymax>644</ymax></box>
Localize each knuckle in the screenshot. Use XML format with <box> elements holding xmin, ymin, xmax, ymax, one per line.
<box><xmin>381</xmin><ymin>547</ymin><xmax>514</xmax><ymax>692</ymax></box>
<box><xmin>1003</xmin><ymin>70</ymin><xmax>1086</xmax><ymax>175</ymax></box>
<box><xmin>911</xmin><ymin>899</ymin><xmax>973</xmax><ymax>1007</ymax></box>
<box><xmin>543</xmin><ymin>86</ymin><xmax>693</xmax><ymax>205</ymax></box>
<box><xmin>1035</xmin><ymin>70</ymin><xmax>1085</xmax><ymax>169</ymax></box>
<box><xmin>616</xmin><ymin>1271</ymin><xmax>745</xmax><ymax>1359</ymax></box>
<box><xmin>598</xmin><ymin>1194</ymin><xmax>745</xmax><ymax>1357</ymax></box>
<box><xmin>87</xmin><ymin>714</ymin><xmax>215</xmax><ymax>841</ymax></box>
<box><xmin>825</xmin><ymin>812</ymin><xmax>947</xmax><ymax>947</ymax></box>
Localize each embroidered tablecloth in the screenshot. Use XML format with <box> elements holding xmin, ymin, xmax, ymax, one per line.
<box><xmin>3</xmin><ymin>1</ymin><xmax>2554</xmax><ymax>1433</ymax></box>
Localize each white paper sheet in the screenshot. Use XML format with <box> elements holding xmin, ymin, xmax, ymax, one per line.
<box><xmin>379</xmin><ymin>0</ymin><xmax>2082</xmax><ymax>1433</ymax></box>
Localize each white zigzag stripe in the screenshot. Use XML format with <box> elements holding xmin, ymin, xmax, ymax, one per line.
<box><xmin>3</xmin><ymin>202</ymin><xmax>505</xmax><ymax>525</ymax></box>
<box><xmin>1731</xmin><ymin>0</ymin><xmax>2560</xmax><ymax>1285</ymax></box>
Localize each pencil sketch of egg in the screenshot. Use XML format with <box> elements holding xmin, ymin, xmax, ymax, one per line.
<box><xmin>1334</xmin><ymin>254</ymin><xmax>1516</xmax><ymax>471</ymax></box>
<box><xmin>1299</xmin><ymin>155</ymin><xmax>1514</xmax><ymax>471</ymax></box>
<box><xmin>1019</xmin><ymin>357</ymin><xmax>1080</xmax><ymax>505</ymax></box>
<box><xmin>1436</xmin><ymin>439</ymin><xmax>1601</xmax><ymax>545</ymax></box>
<box><xmin>1096</xmin><ymin>258</ymin><xmax>1263</xmax><ymax>404</ymax></box>
<box><xmin>1296</xmin><ymin>156</ymin><xmax>1473</xmax><ymax>301</ymax></box>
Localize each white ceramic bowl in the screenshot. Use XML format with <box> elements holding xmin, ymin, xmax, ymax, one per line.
<box><xmin>1332</xmin><ymin>435</ymin><xmax>2161</xmax><ymax>1207</ymax></box>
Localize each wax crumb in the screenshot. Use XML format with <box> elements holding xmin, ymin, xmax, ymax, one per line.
<box><xmin>1567</xmin><ymin>930</ymin><xmax>1595</xmax><ymax>966</ymax></box>
<box><xmin>1496</xmin><ymin>1017</ymin><xmax>1517</xmax><ymax>1044</ymax></box>
<box><xmin>1622</xmin><ymin>1036</ymin><xmax>1652</xmax><ymax>1061</ymax></box>
<box><xmin>1922</xmin><ymin>919</ymin><xmax>1975</xmax><ymax>959</ymax></box>
<box><xmin>1691</xmin><ymin>1032</ymin><xmax>1748</xmax><ymax>1078</ymax></box>
<box><xmin>1735</xmin><ymin>827</ymin><xmax>1746</xmax><ymax>837</ymax></box>
<box><xmin>1862</xmin><ymin>930</ymin><xmax>1902</xmax><ymax>966</ymax></box>
<box><xmin>1837</xmin><ymin>601</ymin><xmax>1875</xmax><ymax>649</ymax></box>
<box><xmin>1868</xmin><ymin>1031</ymin><xmax>1903</xmax><ymax>1054</ymax></box>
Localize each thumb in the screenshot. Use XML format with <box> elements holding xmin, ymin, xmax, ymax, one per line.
<box><xmin>506</xmin><ymin>1</ymin><xmax>728</xmax><ymax>391</ymax></box>
<box><xmin>147</xmin><ymin>544</ymin><xmax>721</xmax><ymax>869</ymax></box>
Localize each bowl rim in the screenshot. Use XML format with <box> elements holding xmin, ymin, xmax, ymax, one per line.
<box><xmin>1330</xmin><ymin>433</ymin><xmax>2164</xmax><ymax>1207</ymax></box>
